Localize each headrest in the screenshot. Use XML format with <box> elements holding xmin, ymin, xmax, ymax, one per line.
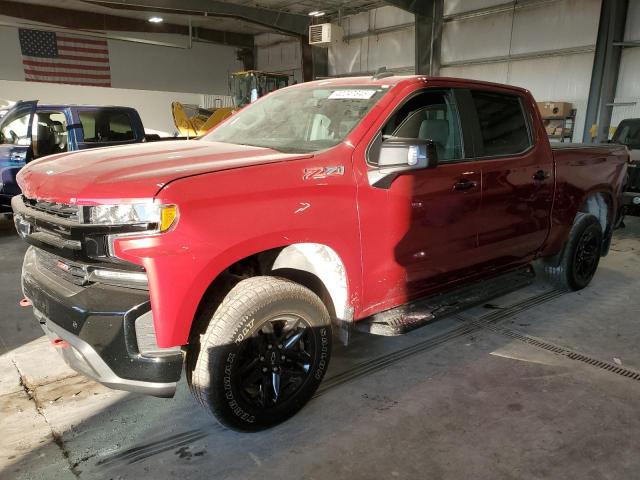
<box><xmin>50</xmin><ymin>121</ymin><xmax>65</xmax><ymax>133</ymax></box>
<box><xmin>419</xmin><ymin>119</ymin><xmax>449</xmax><ymax>145</ymax></box>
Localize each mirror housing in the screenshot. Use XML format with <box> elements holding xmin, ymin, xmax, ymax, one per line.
<box><xmin>369</xmin><ymin>137</ymin><xmax>439</xmax><ymax>188</ymax></box>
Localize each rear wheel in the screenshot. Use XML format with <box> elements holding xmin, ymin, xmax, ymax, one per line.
<box><xmin>187</xmin><ymin>276</ymin><xmax>331</xmax><ymax>431</ymax></box>
<box><xmin>540</xmin><ymin>213</ymin><xmax>603</xmax><ymax>290</ymax></box>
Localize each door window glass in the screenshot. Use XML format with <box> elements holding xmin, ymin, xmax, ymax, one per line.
<box><xmin>470</xmin><ymin>90</ymin><xmax>532</xmax><ymax>156</ymax></box>
<box><xmin>371</xmin><ymin>90</ymin><xmax>464</xmax><ymax>164</ymax></box>
<box><xmin>32</xmin><ymin>111</ymin><xmax>68</xmax><ymax>158</ymax></box>
<box><xmin>79</xmin><ymin>110</ymin><xmax>135</xmax><ymax>143</ymax></box>
<box><xmin>0</xmin><ymin>110</ymin><xmax>32</xmax><ymax>146</ymax></box>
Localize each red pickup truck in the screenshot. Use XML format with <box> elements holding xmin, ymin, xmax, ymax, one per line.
<box><xmin>12</xmin><ymin>75</ymin><xmax>628</xmax><ymax>431</ymax></box>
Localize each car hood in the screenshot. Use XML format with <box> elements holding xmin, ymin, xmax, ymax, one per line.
<box><xmin>18</xmin><ymin>140</ymin><xmax>311</xmax><ymax>204</ymax></box>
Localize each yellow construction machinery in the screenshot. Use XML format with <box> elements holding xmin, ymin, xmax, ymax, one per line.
<box><xmin>172</xmin><ymin>70</ymin><xmax>291</xmax><ymax>137</ymax></box>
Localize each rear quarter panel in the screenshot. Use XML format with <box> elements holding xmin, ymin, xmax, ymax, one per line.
<box><xmin>542</xmin><ymin>144</ymin><xmax>628</xmax><ymax>256</ymax></box>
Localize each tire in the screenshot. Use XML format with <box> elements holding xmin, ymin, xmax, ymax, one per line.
<box><xmin>540</xmin><ymin>213</ymin><xmax>603</xmax><ymax>291</ymax></box>
<box><xmin>186</xmin><ymin>276</ymin><xmax>332</xmax><ymax>432</ymax></box>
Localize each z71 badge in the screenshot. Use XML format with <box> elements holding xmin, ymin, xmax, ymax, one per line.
<box><xmin>303</xmin><ymin>166</ymin><xmax>345</xmax><ymax>180</ymax></box>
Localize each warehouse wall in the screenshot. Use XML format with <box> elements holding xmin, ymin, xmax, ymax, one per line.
<box><xmin>0</xmin><ymin>18</ymin><xmax>243</xmax><ymax>94</ymax></box>
<box><xmin>326</xmin><ymin>0</ymin><xmax>602</xmax><ymax>141</ymax></box>
<box><xmin>255</xmin><ymin>33</ymin><xmax>303</xmax><ymax>84</ymax></box>
<box><xmin>328</xmin><ymin>6</ymin><xmax>415</xmax><ymax>76</ymax></box>
<box><xmin>440</xmin><ymin>0</ymin><xmax>601</xmax><ymax>142</ymax></box>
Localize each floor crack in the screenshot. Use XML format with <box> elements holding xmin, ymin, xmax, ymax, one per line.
<box><xmin>12</xmin><ymin>359</ymin><xmax>82</xmax><ymax>479</ymax></box>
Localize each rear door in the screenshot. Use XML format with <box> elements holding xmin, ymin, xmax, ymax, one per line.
<box><xmin>463</xmin><ymin>88</ymin><xmax>554</xmax><ymax>268</ymax></box>
<box><xmin>0</xmin><ymin>100</ymin><xmax>37</xmax><ymax>198</ymax></box>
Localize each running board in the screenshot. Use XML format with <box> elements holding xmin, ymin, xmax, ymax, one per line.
<box><xmin>355</xmin><ymin>267</ymin><xmax>536</xmax><ymax>336</ymax></box>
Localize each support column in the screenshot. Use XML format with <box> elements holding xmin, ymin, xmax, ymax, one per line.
<box><xmin>385</xmin><ymin>0</ymin><xmax>442</xmax><ymax>75</ymax></box>
<box><xmin>583</xmin><ymin>0</ymin><xmax>628</xmax><ymax>143</ymax></box>
<box><xmin>415</xmin><ymin>0</ymin><xmax>443</xmax><ymax>75</ymax></box>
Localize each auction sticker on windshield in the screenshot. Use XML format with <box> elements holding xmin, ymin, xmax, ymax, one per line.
<box><xmin>328</xmin><ymin>90</ymin><xmax>378</xmax><ymax>100</ymax></box>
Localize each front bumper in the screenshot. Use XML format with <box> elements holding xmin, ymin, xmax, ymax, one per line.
<box><xmin>22</xmin><ymin>247</ymin><xmax>184</xmax><ymax>397</ymax></box>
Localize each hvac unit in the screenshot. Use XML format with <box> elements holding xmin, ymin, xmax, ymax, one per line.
<box><xmin>308</xmin><ymin>23</ymin><xmax>343</xmax><ymax>47</ymax></box>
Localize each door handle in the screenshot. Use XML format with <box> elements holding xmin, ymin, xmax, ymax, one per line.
<box><xmin>533</xmin><ymin>170</ymin><xmax>550</xmax><ymax>181</ymax></box>
<box><xmin>453</xmin><ymin>179</ymin><xmax>478</xmax><ymax>191</ymax></box>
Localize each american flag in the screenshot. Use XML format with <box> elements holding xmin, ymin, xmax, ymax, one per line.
<box><xmin>19</xmin><ymin>28</ymin><xmax>111</xmax><ymax>87</ymax></box>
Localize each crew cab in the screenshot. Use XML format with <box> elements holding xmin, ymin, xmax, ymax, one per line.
<box><xmin>0</xmin><ymin>101</ymin><xmax>158</xmax><ymax>213</ymax></box>
<box><xmin>12</xmin><ymin>76</ymin><xmax>628</xmax><ymax>431</ymax></box>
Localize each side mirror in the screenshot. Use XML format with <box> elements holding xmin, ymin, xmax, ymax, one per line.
<box><xmin>378</xmin><ymin>137</ymin><xmax>439</xmax><ymax>170</ymax></box>
<box><xmin>369</xmin><ymin>137</ymin><xmax>438</xmax><ymax>188</ymax></box>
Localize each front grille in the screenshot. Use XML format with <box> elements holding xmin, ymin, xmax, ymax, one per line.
<box><xmin>35</xmin><ymin>249</ymin><xmax>88</xmax><ymax>286</ymax></box>
<box><xmin>23</xmin><ymin>196</ymin><xmax>80</xmax><ymax>221</ymax></box>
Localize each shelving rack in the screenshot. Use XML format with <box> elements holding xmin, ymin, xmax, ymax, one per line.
<box><xmin>544</xmin><ymin>108</ymin><xmax>577</xmax><ymax>143</ymax></box>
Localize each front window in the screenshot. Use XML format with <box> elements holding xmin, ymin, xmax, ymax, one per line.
<box><xmin>32</xmin><ymin>111</ymin><xmax>68</xmax><ymax>158</ymax></box>
<box><xmin>204</xmin><ymin>86</ymin><xmax>389</xmax><ymax>153</ymax></box>
<box><xmin>0</xmin><ymin>110</ymin><xmax>32</xmax><ymax>146</ymax></box>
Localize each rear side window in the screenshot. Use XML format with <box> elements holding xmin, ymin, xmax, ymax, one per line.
<box><xmin>470</xmin><ymin>90</ymin><xmax>531</xmax><ymax>156</ymax></box>
<box><xmin>79</xmin><ymin>110</ymin><xmax>135</xmax><ymax>143</ymax></box>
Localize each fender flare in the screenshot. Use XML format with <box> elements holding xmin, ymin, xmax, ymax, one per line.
<box><xmin>271</xmin><ymin>243</ymin><xmax>352</xmax><ymax>323</ymax></box>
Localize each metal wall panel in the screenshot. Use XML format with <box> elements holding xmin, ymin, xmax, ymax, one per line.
<box><xmin>442</xmin><ymin>0</ymin><xmax>600</xmax><ymax>63</ymax></box>
<box><xmin>441</xmin><ymin>12</ymin><xmax>513</xmax><ymax>63</ymax></box>
<box><xmin>624</xmin><ymin>0</ymin><xmax>640</xmax><ymax>42</ymax></box>
<box><xmin>328</xmin><ymin>6</ymin><xmax>415</xmax><ymax>76</ymax></box>
<box><xmin>611</xmin><ymin>48</ymin><xmax>640</xmax><ymax>132</ymax></box>
<box><xmin>255</xmin><ymin>33</ymin><xmax>304</xmax><ymax>83</ymax></box>
<box><xmin>444</xmin><ymin>0</ymin><xmax>509</xmax><ymax>16</ymax></box>
<box><xmin>509</xmin><ymin>0</ymin><xmax>600</xmax><ymax>54</ymax></box>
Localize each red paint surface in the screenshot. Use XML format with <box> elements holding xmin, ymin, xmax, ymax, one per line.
<box><xmin>17</xmin><ymin>76</ymin><xmax>629</xmax><ymax>347</ymax></box>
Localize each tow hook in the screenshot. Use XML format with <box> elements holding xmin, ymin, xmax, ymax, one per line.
<box><xmin>52</xmin><ymin>338</ymin><xmax>70</xmax><ymax>349</ymax></box>
<box><xmin>19</xmin><ymin>298</ymin><xmax>32</xmax><ymax>307</ymax></box>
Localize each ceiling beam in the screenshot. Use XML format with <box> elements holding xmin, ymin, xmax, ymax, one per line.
<box><xmin>0</xmin><ymin>0</ymin><xmax>254</xmax><ymax>48</ymax></box>
<box><xmin>88</xmin><ymin>0</ymin><xmax>310</xmax><ymax>36</ymax></box>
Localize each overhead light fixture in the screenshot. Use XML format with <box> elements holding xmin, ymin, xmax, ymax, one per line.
<box><xmin>308</xmin><ymin>11</ymin><xmax>325</xmax><ymax>17</ymax></box>
<box><xmin>148</xmin><ymin>16</ymin><xmax>164</xmax><ymax>23</ymax></box>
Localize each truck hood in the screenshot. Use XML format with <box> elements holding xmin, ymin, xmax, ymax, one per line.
<box><xmin>18</xmin><ymin>140</ymin><xmax>311</xmax><ymax>204</ymax></box>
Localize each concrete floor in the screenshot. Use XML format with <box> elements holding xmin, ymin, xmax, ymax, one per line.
<box><xmin>1</xmin><ymin>214</ymin><xmax>639</xmax><ymax>480</ymax></box>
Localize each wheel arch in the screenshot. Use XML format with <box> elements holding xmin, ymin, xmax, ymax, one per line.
<box><xmin>189</xmin><ymin>243</ymin><xmax>353</xmax><ymax>346</ymax></box>
<box><xmin>579</xmin><ymin>190</ymin><xmax>613</xmax><ymax>234</ymax></box>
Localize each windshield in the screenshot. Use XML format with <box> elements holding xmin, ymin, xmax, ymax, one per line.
<box><xmin>613</xmin><ymin>119</ymin><xmax>640</xmax><ymax>149</ymax></box>
<box><xmin>204</xmin><ymin>86</ymin><xmax>388</xmax><ymax>153</ymax></box>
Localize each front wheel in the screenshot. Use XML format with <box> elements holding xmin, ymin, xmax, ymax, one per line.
<box><xmin>540</xmin><ymin>213</ymin><xmax>603</xmax><ymax>290</ymax></box>
<box><xmin>187</xmin><ymin>276</ymin><xmax>332</xmax><ymax>431</ymax></box>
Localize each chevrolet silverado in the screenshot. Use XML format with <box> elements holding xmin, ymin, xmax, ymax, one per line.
<box><xmin>12</xmin><ymin>75</ymin><xmax>628</xmax><ymax>431</ymax></box>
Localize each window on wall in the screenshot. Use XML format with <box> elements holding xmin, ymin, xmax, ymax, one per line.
<box><xmin>470</xmin><ymin>90</ymin><xmax>532</xmax><ymax>156</ymax></box>
<box><xmin>79</xmin><ymin>110</ymin><xmax>135</xmax><ymax>143</ymax></box>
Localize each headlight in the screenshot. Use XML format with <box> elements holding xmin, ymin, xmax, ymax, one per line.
<box><xmin>81</xmin><ymin>203</ymin><xmax>178</xmax><ymax>232</ymax></box>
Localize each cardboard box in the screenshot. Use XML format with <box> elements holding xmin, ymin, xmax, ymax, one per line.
<box><xmin>537</xmin><ymin>101</ymin><xmax>573</xmax><ymax>118</ymax></box>
<box><xmin>546</xmin><ymin>126</ymin><xmax>556</xmax><ymax>135</ymax></box>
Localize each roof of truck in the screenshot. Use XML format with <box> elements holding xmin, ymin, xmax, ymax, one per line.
<box><xmin>298</xmin><ymin>75</ymin><xmax>530</xmax><ymax>94</ymax></box>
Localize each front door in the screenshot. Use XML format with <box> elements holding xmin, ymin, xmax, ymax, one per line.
<box><xmin>0</xmin><ymin>101</ymin><xmax>37</xmax><ymax>206</ymax></box>
<box><xmin>357</xmin><ymin>88</ymin><xmax>482</xmax><ymax>315</ymax></box>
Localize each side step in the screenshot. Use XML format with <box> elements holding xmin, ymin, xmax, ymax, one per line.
<box><xmin>355</xmin><ymin>267</ymin><xmax>536</xmax><ymax>336</ymax></box>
